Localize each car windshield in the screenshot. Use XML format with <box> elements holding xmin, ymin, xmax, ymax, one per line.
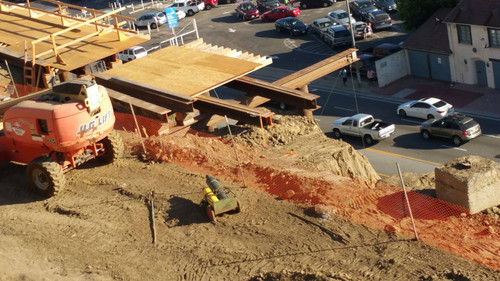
<box><xmin>337</xmin><ymin>12</ymin><xmax>348</xmax><ymax>19</ymax></box>
<box><xmin>320</xmin><ymin>21</ymin><xmax>333</xmax><ymax>28</ymax></box>
<box><xmin>432</xmin><ymin>101</ymin><xmax>448</xmax><ymax>108</ymax></box>
<box><xmin>359</xmin><ymin>3</ymin><xmax>372</xmax><ymax>9</ymax></box>
<box><xmin>379</xmin><ymin>0</ymin><xmax>391</xmax><ymax>3</ymax></box>
<box><xmin>290</xmin><ymin>19</ymin><xmax>302</xmax><ymax>26</ymax></box>
<box><xmin>133</xmin><ymin>48</ymin><xmax>147</xmax><ymax>56</ymax></box>
<box><xmin>240</xmin><ymin>3</ymin><xmax>255</xmax><ymax>10</ymax></box>
<box><xmin>285</xmin><ymin>6</ymin><xmax>294</xmax><ymax>11</ymax></box>
<box><xmin>375</xmin><ymin>14</ymin><xmax>389</xmax><ymax>21</ymax></box>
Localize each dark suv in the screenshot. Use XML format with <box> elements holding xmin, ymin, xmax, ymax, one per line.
<box><xmin>299</xmin><ymin>0</ymin><xmax>335</xmax><ymax>9</ymax></box>
<box><xmin>349</xmin><ymin>0</ymin><xmax>377</xmax><ymax>20</ymax></box>
<box><xmin>420</xmin><ymin>114</ymin><xmax>482</xmax><ymax>146</ymax></box>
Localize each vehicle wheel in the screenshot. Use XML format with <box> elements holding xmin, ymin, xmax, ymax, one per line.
<box><xmin>398</xmin><ymin>109</ymin><xmax>406</xmax><ymax>117</ymax></box>
<box><xmin>98</xmin><ymin>130</ymin><xmax>124</xmax><ymax>164</ymax></box>
<box><xmin>323</xmin><ymin>2</ymin><xmax>328</xmax><ymax>7</ymax></box>
<box><xmin>187</xmin><ymin>10</ymin><xmax>194</xmax><ymax>16</ymax></box>
<box><xmin>301</xmin><ymin>3</ymin><xmax>307</xmax><ymax>9</ymax></box>
<box><xmin>27</xmin><ymin>156</ymin><xmax>65</xmax><ymax>197</ymax></box>
<box><xmin>276</xmin><ymin>26</ymin><xmax>280</xmax><ymax>32</ymax></box>
<box><xmin>279</xmin><ymin>102</ymin><xmax>287</xmax><ymax>110</ymax></box>
<box><xmin>363</xmin><ymin>135</ymin><xmax>374</xmax><ymax>146</ymax></box>
<box><xmin>333</xmin><ymin>129</ymin><xmax>341</xmax><ymax>139</ymax></box>
<box><xmin>150</xmin><ymin>22</ymin><xmax>157</xmax><ymax>29</ymax></box>
<box><xmin>421</xmin><ymin>130</ymin><xmax>431</xmax><ymax>140</ymax></box>
<box><xmin>206</xmin><ymin>4</ymin><xmax>212</xmax><ymax>10</ymax></box>
<box><xmin>206</xmin><ymin>205</ymin><xmax>216</xmax><ymax>222</ymax></box>
<box><xmin>452</xmin><ymin>136</ymin><xmax>462</xmax><ymax>146</ymax></box>
<box><xmin>427</xmin><ymin>114</ymin><xmax>435</xmax><ymax>120</ymax></box>
<box><xmin>134</xmin><ymin>24</ymin><xmax>139</xmax><ymax>30</ymax></box>
<box><xmin>289</xmin><ymin>29</ymin><xmax>294</xmax><ymax>36</ymax></box>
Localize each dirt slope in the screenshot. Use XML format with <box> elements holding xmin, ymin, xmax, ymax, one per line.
<box><xmin>0</xmin><ymin>115</ymin><xmax>498</xmax><ymax>280</ymax></box>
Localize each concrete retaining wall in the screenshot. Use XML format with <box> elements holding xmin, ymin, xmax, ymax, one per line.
<box><xmin>435</xmin><ymin>155</ymin><xmax>500</xmax><ymax>214</ymax></box>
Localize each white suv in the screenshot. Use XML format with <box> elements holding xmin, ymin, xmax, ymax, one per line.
<box><xmin>117</xmin><ymin>46</ymin><xmax>148</xmax><ymax>63</ymax></box>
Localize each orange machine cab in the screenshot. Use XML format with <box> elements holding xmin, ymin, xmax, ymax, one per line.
<box><xmin>1</xmin><ymin>79</ymin><xmax>115</xmax><ymax>167</ymax></box>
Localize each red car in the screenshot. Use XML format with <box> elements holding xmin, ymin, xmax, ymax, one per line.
<box><xmin>261</xmin><ymin>6</ymin><xmax>300</xmax><ymax>21</ymax></box>
<box><xmin>235</xmin><ymin>1</ymin><xmax>260</xmax><ymax>21</ymax></box>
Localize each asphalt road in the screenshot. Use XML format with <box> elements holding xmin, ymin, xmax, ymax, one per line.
<box><xmin>124</xmin><ymin>3</ymin><xmax>500</xmax><ymax>177</ymax></box>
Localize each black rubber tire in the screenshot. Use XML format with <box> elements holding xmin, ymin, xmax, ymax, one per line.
<box><xmin>323</xmin><ymin>2</ymin><xmax>328</xmax><ymax>7</ymax></box>
<box><xmin>206</xmin><ymin>206</ymin><xmax>216</xmax><ymax>222</ymax></box>
<box><xmin>27</xmin><ymin>156</ymin><xmax>65</xmax><ymax>197</ymax></box>
<box><xmin>98</xmin><ymin>130</ymin><xmax>124</xmax><ymax>164</ymax></box>
<box><xmin>398</xmin><ymin>109</ymin><xmax>406</xmax><ymax>117</ymax></box>
<box><xmin>206</xmin><ymin>4</ymin><xmax>212</xmax><ymax>10</ymax></box>
<box><xmin>150</xmin><ymin>22</ymin><xmax>157</xmax><ymax>29</ymax></box>
<box><xmin>276</xmin><ymin>26</ymin><xmax>280</xmax><ymax>32</ymax></box>
<box><xmin>187</xmin><ymin>10</ymin><xmax>194</xmax><ymax>16</ymax></box>
<box><xmin>333</xmin><ymin>129</ymin><xmax>341</xmax><ymax>139</ymax></box>
<box><xmin>452</xmin><ymin>136</ymin><xmax>462</xmax><ymax>146</ymax></box>
<box><xmin>363</xmin><ymin>135</ymin><xmax>374</xmax><ymax>146</ymax></box>
<box><xmin>421</xmin><ymin>130</ymin><xmax>431</xmax><ymax>140</ymax></box>
<box><xmin>427</xmin><ymin>114</ymin><xmax>435</xmax><ymax>120</ymax></box>
<box><xmin>301</xmin><ymin>3</ymin><xmax>307</xmax><ymax>9</ymax></box>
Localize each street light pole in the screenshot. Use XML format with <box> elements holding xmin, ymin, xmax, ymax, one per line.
<box><xmin>345</xmin><ymin>0</ymin><xmax>356</xmax><ymax>49</ymax></box>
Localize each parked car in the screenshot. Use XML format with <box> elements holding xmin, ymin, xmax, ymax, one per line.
<box><xmin>256</xmin><ymin>0</ymin><xmax>280</xmax><ymax>12</ymax></box>
<box><xmin>372</xmin><ymin>0</ymin><xmax>397</xmax><ymax>13</ymax></box>
<box><xmin>350</xmin><ymin>53</ymin><xmax>376</xmax><ymax>77</ymax></box>
<box><xmin>261</xmin><ymin>6</ymin><xmax>300</xmax><ymax>21</ymax></box>
<box><xmin>198</xmin><ymin>0</ymin><xmax>218</xmax><ymax>10</ymax></box>
<box><xmin>164</xmin><ymin>8</ymin><xmax>187</xmax><ymax>21</ymax></box>
<box><xmin>351</xmin><ymin>21</ymin><xmax>371</xmax><ymax>39</ymax></box>
<box><xmin>235</xmin><ymin>1</ymin><xmax>260</xmax><ymax>20</ymax></box>
<box><xmin>167</xmin><ymin>0</ymin><xmax>201</xmax><ymax>16</ymax></box>
<box><xmin>332</xmin><ymin>113</ymin><xmax>395</xmax><ymax>145</ymax></box>
<box><xmin>364</xmin><ymin>10</ymin><xmax>392</xmax><ymax>31</ymax></box>
<box><xmin>309</xmin><ymin>18</ymin><xmax>335</xmax><ymax>38</ymax></box>
<box><xmin>349</xmin><ymin>0</ymin><xmax>376</xmax><ymax>21</ymax></box>
<box><xmin>116</xmin><ymin>46</ymin><xmax>148</xmax><ymax>62</ymax></box>
<box><xmin>299</xmin><ymin>0</ymin><xmax>335</xmax><ymax>9</ymax></box>
<box><xmin>322</xmin><ymin>25</ymin><xmax>352</xmax><ymax>49</ymax></box>
<box><xmin>372</xmin><ymin>43</ymin><xmax>401</xmax><ymax>58</ymax></box>
<box><xmin>275</xmin><ymin>17</ymin><xmax>308</xmax><ymax>35</ymax></box>
<box><xmin>397</xmin><ymin>97</ymin><xmax>455</xmax><ymax>120</ymax></box>
<box><xmin>134</xmin><ymin>12</ymin><xmax>167</xmax><ymax>29</ymax></box>
<box><xmin>327</xmin><ymin>9</ymin><xmax>355</xmax><ymax>27</ymax></box>
<box><xmin>420</xmin><ymin>114</ymin><xmax>481</xmax><ymax>146</ymax></box>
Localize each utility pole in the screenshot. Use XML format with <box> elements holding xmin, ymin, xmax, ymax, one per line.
<box><xmin>345</xmin><ymin>0</ymin><xmax>356</xmax><ymax>49</ymax></box>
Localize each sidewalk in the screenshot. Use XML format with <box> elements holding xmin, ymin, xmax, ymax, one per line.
<box><xmin>255</xmin><ymin>67</ymin><xmax>500</xmax><ymax>119</ymax></box>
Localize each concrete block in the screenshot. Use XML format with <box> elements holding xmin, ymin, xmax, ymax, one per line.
<box><xmin>435</xmin><ymin>155</ymin><xmax>500</xmax><ymax>214</ymax></box>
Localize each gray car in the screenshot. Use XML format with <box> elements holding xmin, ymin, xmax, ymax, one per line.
<box><xmin>420</xmin><ymin>114</ymin><xmax>482</xmax><ymax>146</ymax></box>
<box><xmin>309</xmin><ymin>18</ymin><xmax>335</xmax><ymax>39</ymax></box>
<box><xmin>135</xmin><ymin>12</ymin><xmax>167</xmax><ymax>29</ymax></box>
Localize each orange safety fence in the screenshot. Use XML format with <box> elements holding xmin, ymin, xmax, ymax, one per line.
<box><xmin>113</xmin><ymin>112</ymin><xmax>500</xmax><ymax>270</ymax></box>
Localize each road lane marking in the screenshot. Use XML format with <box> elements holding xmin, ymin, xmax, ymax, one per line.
<box><xmin>334</xmin><ymin>106</ymin><xmax>355</xmax><ymax>111</ymax></box>
<box><xmin>363</xmin><ymin>148</ymin><xmax>442</xmax><ymax>166</ymax></box>
<box><xmin>484</xmin><ymin>134</ymin><xmax>500</xmax><ymax>139</ymax></box>
<box><xmin>442</xmin><ymin>145</ymin><xmax>467</xmax><ymax>151</ymax></box>
<box><xmin>378</xmin><ymin>173</ymin><xmax>390</xmax><ymax>178</ymax></box>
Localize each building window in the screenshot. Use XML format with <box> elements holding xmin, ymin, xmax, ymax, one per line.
<box><xmin>488</xmin><ymin>28</ymin><xmax>500</xmax><ymax>48</ymax></box>
<box><xmin>457</xmin><ymin>25</ymin><xmax>472</xmax><ymax>44</ymax></box>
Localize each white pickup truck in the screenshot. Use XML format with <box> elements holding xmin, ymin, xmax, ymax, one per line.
<box><xmin>167</xmin><ymin>0</ymin><xmax>204</xmax><ymax>16</ymax></box>
<box><xmin>331</xmin><ymin>113</ymin><xmax>395</xmax><ymax>145</ymax></box>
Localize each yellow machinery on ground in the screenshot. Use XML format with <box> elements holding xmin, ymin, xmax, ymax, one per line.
<box><xmin>200</xmin><ymin>175</ymin><xmax>241</xmax><ymax>222</ymax></box>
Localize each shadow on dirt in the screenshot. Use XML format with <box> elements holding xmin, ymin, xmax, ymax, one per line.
<box><xmin>164</xmin><ymin>196</ymin><xmax>209</xmax><ymax>226</ymax></box>
<box><xmin>0</xmin><ymin>163</ymin><xmax>45</xmax><ymax>206</ymax></box>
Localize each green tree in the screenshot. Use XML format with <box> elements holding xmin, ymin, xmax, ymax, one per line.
<box><xmin>397</xmin><ymin>0</ymin><xmax>460</xmax><ymax>30</ymax></box>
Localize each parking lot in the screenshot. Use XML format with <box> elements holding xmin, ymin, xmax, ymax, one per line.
<box><xmin>123</xmin><ymin>1</ymin><xmax>410</xmax><ymax>70</ymax></box>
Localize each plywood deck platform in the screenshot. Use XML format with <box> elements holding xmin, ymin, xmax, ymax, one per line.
<box><xmin>104</xmin><ymin>42</ymin><xmax>272</xmax><ymax>97</ymax></box>
<box><xmin>0</xmin><ymin>1</ymin><xmax>149</xmax><ymax>71</ymax></box>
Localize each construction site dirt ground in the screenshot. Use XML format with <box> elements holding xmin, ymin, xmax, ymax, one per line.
<box><xmin>0</xmin><ymin>112</ymin><xmax>499</xmax><ymax>280</ymax></box>
<box><xmin>1</xmin><ymin>64</ymin><xmax>499</xmax><ymax>280</ymax></box>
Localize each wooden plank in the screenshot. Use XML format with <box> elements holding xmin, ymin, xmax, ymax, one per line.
<box><xmin>273</xmin><ymin>49</ymin><xmax>358</xmax><ymax>88</ymax></box>
<box><xmin>0</xmin><ymin>5</ymin><xmax>149</xmax><ymax>71</ymax></box>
